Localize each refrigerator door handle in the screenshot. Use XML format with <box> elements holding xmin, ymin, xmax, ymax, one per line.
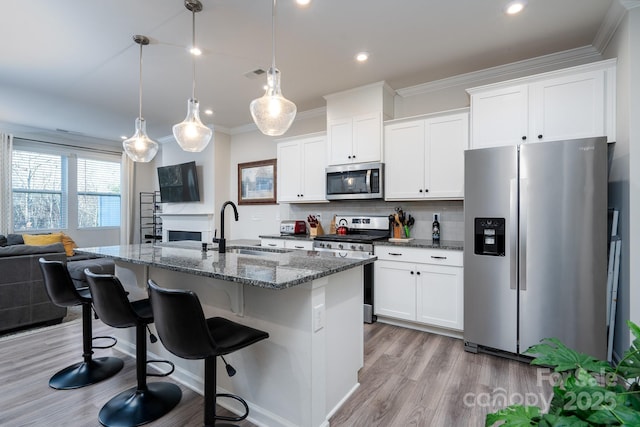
<box><xmin>519</xmin><ymin>179</ymin><xmax>528</xmax><ymax>291</ymax></box>
<box><xmin>510</xmin><ymin>178</ymin><xmax>518</xmax><ymax>290</ymax></box>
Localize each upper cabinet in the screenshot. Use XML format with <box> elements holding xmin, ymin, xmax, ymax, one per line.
<box><xmin>467</xmin><ymin>59</ymin><xmax>616</xmax><ymax>149</ymax></box>
<box><xmin>277</xmin><ymin>133</ymin><xmax>327</xmax><ymax>203</ymax></box>
<box><xmin>327</xmin><ymin>112</ymin><xmax>382</xmax><ymax>165</ymax></box>
<box><xmin>384</xmin><ymin>110</ymin><xmax>469</xmax><ymax>200</ymax></box>
<box><xmin>324</xmin><ymin>81</ymin><xmax>395</xmax><ymax>166</ymax></box>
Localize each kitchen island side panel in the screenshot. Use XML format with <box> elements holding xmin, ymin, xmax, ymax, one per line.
<box><xmin>112</xmin><ymin>261</ymin><xmax>363</xmax><ymax>427</ymax></box>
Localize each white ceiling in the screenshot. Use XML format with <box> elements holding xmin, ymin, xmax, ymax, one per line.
<box><xmin>0</xmin><ymin>0</ymin><xmax>615</xmax><ymax>143</ymax></box>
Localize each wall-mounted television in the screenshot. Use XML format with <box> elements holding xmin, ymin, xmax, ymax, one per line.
<box><xmin>157</xmin><ymin>161</ymin><xmax>201</xmax><ymax>203</ymax></box>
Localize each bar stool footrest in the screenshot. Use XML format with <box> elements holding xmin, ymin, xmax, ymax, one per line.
<box><xmin>147</xmin><ymin>359</ymin><xmax>175</xmax><ymax>377</ymax></box>
<box><xmin>214</xmin><ymin>393</ymin><xmax>249</xmax><ymax>422</ymax></box>
<box><xmin>92</xmin><ymin>335</ymin><xmax>118</xmax><ymax>349</ymax></box>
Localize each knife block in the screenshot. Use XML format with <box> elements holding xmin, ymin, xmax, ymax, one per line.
<box><xmin>393</xmin><ymin>224</ymin><xmax>403</xmax><ymax>239</ymax></box>
<box><xmin>310</xmin><ymin>223</ymin><xmax>324</xmax><ymax>237</ymax></box>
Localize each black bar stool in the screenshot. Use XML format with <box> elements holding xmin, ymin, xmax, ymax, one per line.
<box><xmin>147</xmin><ymin>279</ymin><xmax>269</xmax><ymax>427</ymax></box>
<box><xmin>38</xmin><ymin>258</ymin><xmax>124</xmax><ymax>390</ymax></box>
<box><xmin>84</xmin><ymin>270</ymin><xmax>182</xmax><ymax>427</ymax></box>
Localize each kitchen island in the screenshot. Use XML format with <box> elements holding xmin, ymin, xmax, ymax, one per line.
<box><xmin>77</xmin><ymin>243</ymin><xmax>374</xmax><ymax>427</ymax></box>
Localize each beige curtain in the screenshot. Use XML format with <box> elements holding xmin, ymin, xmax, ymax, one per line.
<box><xmin>120</xmin><ymin>153</ymin><xmax>135</xmax><ymax>244</ymax></box>
<box><xmin>0</xmin><ymin>133</ymin><xmax>13</xmax><ymax>235</ymax></box>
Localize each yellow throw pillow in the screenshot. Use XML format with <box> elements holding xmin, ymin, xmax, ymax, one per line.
<box><xmin>22</xmin><ymin>232</ymin><xmax>63</xmax><ymax>247</ymax></box>
<box><xmin>60</xmin><ymin>232</ymin><xmax>78</xmax><ymax>257</ymax></box>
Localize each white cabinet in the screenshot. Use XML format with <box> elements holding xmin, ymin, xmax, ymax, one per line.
<box><xmin>327</xmin><ymin>112</ymin><xmax>382</xmax><ymax>165</ymax></box>
<box><xmin>261</xmin><ymin>238</ymin><xmax>285</xmax><ymax>248</ymax></box>
<box><xmin>374</xmin><ymin>246</ymin><xmax>463</xmax><ymax>331</ymax></box>
<box><xmin>277</xmin><ymin>133</ymin><xmax>327</xmax><ymax>203</ymax></box>
<box><xmin>284</xmin><ymin>240</ymin><xmax>313</xmax><ymax>250</ymax></box>
<box><xmin>261</xmin><ymin>238</ymin><xmax>313</xmax><ymax>250</ymax></box>
<box><xmin>384</xmin><ymin>111</ymin><xmax>468</xmax><ymax>200</ymax></box>
<box><xmin>468</xmin><ymin>85</ymin><xmax>529</xmax><ymax>149</ymax></box>
<box><xmin>374</xmin><ymin>260</ymin><xmax>416</xmax><ymax>320</ymax></box>
<box><xmin>468</xmin><ymin>59</ymin><xmax>616</xmax><ymax>149</ymax></box>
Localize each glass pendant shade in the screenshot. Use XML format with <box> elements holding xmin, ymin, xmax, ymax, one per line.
<box><xmin>173</xmin><ymin>98</ymin><xmax>212</xmax><ymax>152</ymax></box>
<box><xmin>250</xmin><ymin>67</ymin><xmax>297</xmax><ymax>136</ymax></box>
<box><xmin>123</xmin><ymin>117</ymin><xmax>159</xmax><ymax>163</ymax></box>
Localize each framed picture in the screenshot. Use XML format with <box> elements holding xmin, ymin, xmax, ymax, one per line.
<box><xmin>238</xmin><ymin>159</ymin><xmax>277</xmax><ymax>205</ymax></box>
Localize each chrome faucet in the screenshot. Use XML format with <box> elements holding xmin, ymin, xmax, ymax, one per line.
<box><xmin>212</xmin><ymin>201</ymin><xmax>238</xmax><ymax>253</ymax></box>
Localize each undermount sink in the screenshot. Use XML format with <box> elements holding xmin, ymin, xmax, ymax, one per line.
<box><xmin>225</xmin><ymin>247</ymin><xmax>291</xmax><ymax>257</ymax></box>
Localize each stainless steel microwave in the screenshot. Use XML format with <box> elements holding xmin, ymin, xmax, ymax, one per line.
<box><xmin>325</xmin><ymin>162</ymin><xmax>384</xmax><ymax>200</ymax></box>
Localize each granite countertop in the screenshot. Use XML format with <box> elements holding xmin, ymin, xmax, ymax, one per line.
<box><xmin>76</xmin><ymin>243</ymin><xmax>375</xmax><ymax>290</ymax></box>
<box><xmin>375</xmin><ymin>239</ymin><xmax>464</xmax><ymax>251</ymax></box>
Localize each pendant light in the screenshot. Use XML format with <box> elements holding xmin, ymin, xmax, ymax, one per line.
<box><xmin>250</xmin><ymin>0</ymin><xmax>297</xmax><ymax>136</ymax></box>
<box><xmin>173</xmin><ymin>0</ymin><xmax>212</xmax><ymax>152</ymax></box>
<box><xmin>123</xmin><ymin>35</ymin><xmax>159</xmax><ymax>163</ymax></box>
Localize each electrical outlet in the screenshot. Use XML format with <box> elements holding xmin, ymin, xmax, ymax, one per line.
<box><xmin>313</xmin><ymin>303</ymin><xmax>325</xmax><ymax>332</ymax></box>
<box><xmin>433</xmin><ymin>212</ymin><xmax>441</xmax><ymax>222</ymax></box>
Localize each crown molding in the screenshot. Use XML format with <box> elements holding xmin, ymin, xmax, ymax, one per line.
<box><xmin>396</xmin><ymin>46</ymin><xmax>601</xmax><ymax>98</ymax></box>
<box><xmin>592</xmin><ymin>0</ymin><xmax>640</xmax><ymax>53</ymax></box>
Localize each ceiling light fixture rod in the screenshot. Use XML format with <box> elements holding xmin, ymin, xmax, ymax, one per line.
<box><xmin>271</xmin><ymin>0</ymin><xmax>277</xmax><ymax>70</ymax></box>
<box><xmin>187</xmin><ymin>0</ymin><xmax>200</xmax><ymax>98</ymax></box>
<box><xmin>173</xmin><ymin>0</ymin><xmax>212</xmax><ymax>152</ymax></box>
<box><xmin>133</xmin><ymin>35</ymin><xmax>149</xmax><ymax>120</ymax></box>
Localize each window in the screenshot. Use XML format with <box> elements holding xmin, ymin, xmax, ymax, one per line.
<box><xmin>77</xmin><ymin>158</ymin><xmax>121</xmax><ymax>228</ymax></box>
<box><xmin>11</xmin><ymin>142</ymin><xmax>122</xmax><ymax>232</ymax></box>
<box><xmin>12</xmin><ymin>150</ymin><xmax>66</xmax><ymax>231</ymax></box>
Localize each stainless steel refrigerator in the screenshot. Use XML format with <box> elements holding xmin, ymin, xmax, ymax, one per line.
<box><xmin>463</xmin><ymin>137</ymin><xmax>607</xmax><ymax>360</ymax></box>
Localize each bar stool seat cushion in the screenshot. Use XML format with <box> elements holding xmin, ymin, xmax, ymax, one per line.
<box><xmin>206</xmin><ymin>317</ymin><xmax>269</xmax><ymax>356</ymax></box>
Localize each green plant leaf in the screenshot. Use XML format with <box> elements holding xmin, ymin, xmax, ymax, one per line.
<box><xmin>616</xmin><ymin>321</ymin><xmax>640</xmax><ymax>379</ymax></box>
<box><xmin>538</xmin><ymin>414</ymin><xmax>590</xmax><ymax>427</ymax></box>
<box><xmin>485</xmin><ymin>405</ymin><xmax>541</xmax><ymax>427</ymax></box>
<box><xmin>526</xmin><ymin>338</ymin><xmax>612</xmax><ymax>374</ymax></box>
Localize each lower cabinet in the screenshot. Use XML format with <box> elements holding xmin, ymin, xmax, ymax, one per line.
<box><xmin>374</xmin><ymin>246</ymin><xmax>463</xmax><ymax>331</ymax></box>
<box><xmin>261</xmin><ymin>238</ymin><xmax>313</xmax><ymax>250</ymax></box>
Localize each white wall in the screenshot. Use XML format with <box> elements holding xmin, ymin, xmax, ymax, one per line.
<box><xmin>602</xmin><ymin>5</ymin><xmax>640</xmax><ymax>357</ymax></box>
<box><xmin>228</xmin><ymin>114</ymin><xmax>326</xmax><ymax>240</ymax></box>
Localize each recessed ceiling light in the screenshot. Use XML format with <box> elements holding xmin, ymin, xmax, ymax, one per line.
<box><xmin>356</xmin><ymin>52</ymin><xmax>369</xmax><ymax>62</ymax></box>
<box><xmin>204</xmin><ymin>109</ymin><xmax>213</xmax><ymax>116</ymax></box>
<box><xmin>190</xmin><ymin>46</ymin><xmax>202</xmax><ymax>56</ymax></box>
<box><xmin>296</xmin><ymin>0</ymin><xmax>311</xmax><ymax>6</ymax></box>
<box><xmin>504</xmin><ymin>0</ymin><xmax>527</xmax><ymax>15</ymax></box>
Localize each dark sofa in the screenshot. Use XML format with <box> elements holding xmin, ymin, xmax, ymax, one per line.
<box><xmin>0</xmin><ymin>236</ymin><xmax>115</xmax><ymax>334</ymax></box>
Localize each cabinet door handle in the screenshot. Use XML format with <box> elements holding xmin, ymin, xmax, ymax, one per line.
<box><xmin>431</xmin><ymin>255</ymin><xmax>447</xmax><ymax>259</ymax></box>
<box><xmin>348</xmin><ymin>155</ymin><xmax>352</xmax><ymax>159</ymax></box>
<box><xmin>522</xmin><ymin>136</ymin><xmax>527</xmax><ymax>141</ymax></box>
<box><xmin>538</xmin><ymin>134</ymin><xmax>543</xmax><ymax>139</ymax></box>
<box><xmin>419</xmin><ymin>189</ymin><xmax>423</xmax><ymax>193</ymax></box>
<box><xmin>268</xmin><ymin>244</ymin><xmax>277</xmax><ymax>247</ymax></box>
<box><xmin>294</xmin><ymin>245</ymin><xmax>304</xmax><ymax>249</ymax></box>
<box><xmin>425</xmin><ymin>189</ymin><xmax>429</xmax><ymax>193</ymax></box>
<box><xmin>416</xmin><ymin>271</ymin><xmax>421</xmax><ymax>275</ymax></box>
<box><xmin>410</xmin><ymin>271</ymin><xmax>414</xmax><ymax>275</ymax></box>
<box><xmin>388</xmin><ymin>252</ymin><xmax>403</xmax><ymax>256</ymax></box>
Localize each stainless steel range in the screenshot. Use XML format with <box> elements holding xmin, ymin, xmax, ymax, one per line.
<box><xmin>313</xmin><ymin>215</ymin><xmax>390</xmax><ymax>323</ymax></box>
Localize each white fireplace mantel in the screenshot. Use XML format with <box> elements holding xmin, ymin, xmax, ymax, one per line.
<box><xmin>159</xmin><ymin>213</ymin><xmax>215</xmax><ymax>243</ymax></box>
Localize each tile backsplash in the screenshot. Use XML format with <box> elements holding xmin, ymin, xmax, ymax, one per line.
<box><xmin>286</xmin><ymin>199</ymin><xmax>464</xmax><ymax>242</ymax></box>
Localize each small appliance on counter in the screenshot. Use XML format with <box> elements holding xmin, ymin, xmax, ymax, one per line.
<box><xmin>280</xmin><ymin>220</ymin><xmax>307</xmax><ymax>235</ymax></box>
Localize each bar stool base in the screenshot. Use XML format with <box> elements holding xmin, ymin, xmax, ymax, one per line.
<box><xmin>98</xmin><ymin>382</ymin><xmax>182</xmax><ymax>427</ymax></box>
<box><xmin>49</xmin><ymin>357</ymin><xmax>124</xmax><ymax>390</ymax></box>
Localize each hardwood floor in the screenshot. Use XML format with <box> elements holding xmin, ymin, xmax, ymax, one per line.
<box><xmin>330</xmin><ymin>323</ymin><xmax>550</xmax><ymax>427</ymax></box>
<box><xmin>0</xmin><ymin>319</ymin><xmax>549</xmax><ymax>427</ymax></box>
